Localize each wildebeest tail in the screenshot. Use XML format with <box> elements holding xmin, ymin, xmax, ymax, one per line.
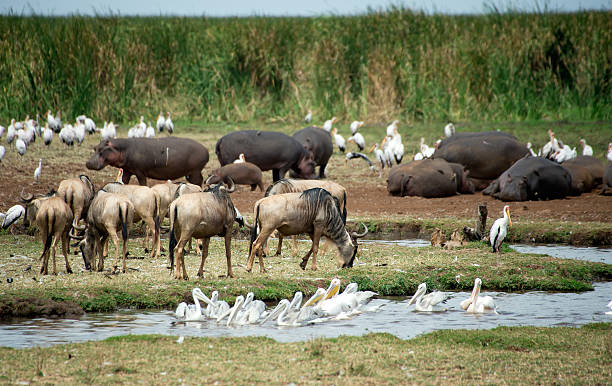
<box><xmin>248</xmin><ymin>204</ymin><xmax>260</xmax><ymax>256</ymax></box>
<box><xmin>39</xmin><ymin>212</ymin><xmax>55</xmax><ymax>261</ymax></box>
<box><xmin>169</xmin><ymin>205</ymin><xmax>178</xmax><ymax>271</ymax></box>
<box><xmin>153</xmin><ymin>194</ymin><xmax>160</xmax><ymax>243</ymax></box>
<box><xmin>342</xmin><ymin>191</ymin><xmax>347</xmax><ymax>224</ymax></box>
<box><xmin>119</xmin><ymin>204</ymin><xmax>128</xmax><ymax>241</ymax></box>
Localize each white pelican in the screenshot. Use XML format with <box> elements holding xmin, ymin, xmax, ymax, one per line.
<box><xmin>386</xmin><ymin>120</ymin><xmax>399</xmax><ymax>136</ymax></box>
<box><xmin>6</xmin><ymin>119</ymin><xmax>16</xmax><ymax>144</ymax></box>
<box><xmin>369</xmin><ymin>142</ymin><xmax>387</xmax><ymax>177</ymax></box>
<box><xmin>34</xmin><ymin>159</ymin><xmax>42</xmax><ymax>182</ymax></box>
<box><xmin>233</xmin><ymin>153</ymin><xmax>246</xmax><ymax>163</ymax></box>
<box><xmin>526</xmin><ymin>142</ymin><xmax>537</xmax><ymax>157</ymax></box>
<box><xmin>16</xmin><ymin>138</ymin><xmax>26</xmax><ymax>156</ymax></box>
<box><xmin>323</xmin><ymin>117</ymin><xmax>337</xmax><ymax>132</ymax></box>
<box><xmin>304</xmin><ymin>110</ymin><xmax>312</xmax><ymax>124</ymax></box>
<box><xmin>0</xmin><ymin>145</ymin><xmax>5</xmax><ymax>162</ymax></box>
<box><xmin>331</xmin><ymin>128</ymin><xmax>346</xmax><ymax>153</ymax></box>
<box><xmin>444</xmin><ymin>122</ymin><xmax>455</xmax><ymax>137</ymax></box>
<box><xmin>313</xmin><ymin>282</ymin><xmax>366</xmax><ymax>317</ymax></box>
<box><xmin>608</xmin><ymin>143</ymin><xmax>612</xmax><ymax>162</ymax></box>
<box><xmin>347</xmin><ymin>132</ymin><xmax>365</xmax><ymax>151</ymax></box>
<box><xmin>277</xmin><ymin>292</ymin><xmax>321</xmax><ymax>326</ymax></box>
<box><xmin>156</xmin><ymin>112</ymin><xmax>166</xmax><ymax>132</ymax></box>
<box><xmin>165</xmin><ymin>112</ymin><xmax>174</xmax><ymax>134</ymax></box>
<box><xmin>407</xmin><ymin>283</ymin><xmax>449</xmax><ymax>312</ymax></box>
<box><xmin>2</xmin><ymin>204</ymin><xmax>25</xmax><ymax>229</ymax></box>
<box><xmin>145</xmin><ymin>123</ymin><xmax>155</xmax><ymax>138</ymax></box>
<box><xmin>223</xmin><ymin>295</ymin><xmax>245</xmax><ymax>326</ymax></box>
<box><xmin>461</xmin><ymin>278</ymin><xmax>497</xmax><ymax>314</ymax></box>
<box><xmin>175</xmin><ymin>288</ymin><xmax>211</xmax><ymax>321</ymax></box>
<box><xmin>349</xmin><ymin>120</ymin><xmax>364</xmax><ymax>135</ymax></box>
<box><xmin>206</xmin><ymin>290</ymin><xmax>229</xmax><ymax>319</ymax></box>
<box><xmin>42</xmin><ymin>125</ymin><xmax>53</xmax><ymax>146</ymax></box>
<box><xmin>579</xmin><ymin>139</ymin><xmax>593</xmax><ymax>156</ymax></box>
<box><xmin>490</xmin><ymin>205</ymin><xmax>511</xmax><ymax>252</ymax></box>
<box><xmin>345</xmin><ymin>152</ymin><xmax>374</xmax><ymax>170</ymax></box>
<box><xmin>259</xmin><ymin>299</ymin><xmax>291</xmax><ymax>324</ymax></box>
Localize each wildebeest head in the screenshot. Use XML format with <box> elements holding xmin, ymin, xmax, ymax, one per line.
<box><xmin>20</xmin><ymin>189</ymin><xmax>55</xmax><ymax>228</ymax></box>
<box><xmin>339</xmin><ymin>223</ymin><xmax>369</xmax><ymax>268</ymax></box>
<box><xmin>86</xmin><ymin>140</ymin><xmax>125</xmax><ymax>170</ymax></box>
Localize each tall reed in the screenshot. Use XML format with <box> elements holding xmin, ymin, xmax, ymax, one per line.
<box><xmin>0</xmin><ymin>8</ymin><xmax>609</xmax><ymax>123</ymax></box>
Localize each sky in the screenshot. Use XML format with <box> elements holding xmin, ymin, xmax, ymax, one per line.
<box><xmin>0</xmin><ymin>0</ymin><xmax>610</xmax><ymax>16</ymax></box>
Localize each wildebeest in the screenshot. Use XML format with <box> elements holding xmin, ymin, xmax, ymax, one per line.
<box><xmin>168</xmin><ymin>180</ymin><xmax>238</xmax><ymax>280</ymax></box>
<box><xmin>215</xmin><ymin>130</ymin><xmax>316</xmax><ymax>182</ymax></box>
<box><xmin>35</xmin><ymin>197</ymin><xmax>74</xmax><ymax>275</ymax></box>
<box><xmin>483</xmin><ymin>156</ymin><xmax>572</xmax><ymax>201</ymax></box>
<box><xmin>56</xmin><ymin>175</ymin><xmax>95</xmax><ymax>231</ymax></box>
<box><xmin>206</xmin><ymin>162</ymin><xmax>264</xmax><ymax>191</ymax></box>
<box><xmin>86</xmin><ymin>137</ymin><xmax>209</xmax><ymax>186</ymax></box>
<box><xmin>433</xmin><ymin>131</ymin><xmax>529</xmax><ymax>189</ymax></box>
<box><xmin>73</xmin><ymin>191</ymin><xmax>135</xmax><ymax>273</ymax></box>
<box><xmin>246</xmin><ymin>188</ymin><xmax>368</xmax><ymax>272</ymax></box>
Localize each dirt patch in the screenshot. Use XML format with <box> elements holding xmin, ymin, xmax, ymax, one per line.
<box><xmin>0</xmin><ymin>297</ymin><xmax>84</xmax><ymax>320</ymax></box>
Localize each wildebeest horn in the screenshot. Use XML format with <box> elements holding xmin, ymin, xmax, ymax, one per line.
<box><xmin>224</xmin><ymin>176</ymin><xmax>235</xmax><ymax>193</ymax></box>
<box><xmin>350</xmin><ymin>223</ymin><xmax>368</xmax><ymax>238</ymax></box>
<box><xmin>72</xmin><ymin>223</ymin><xmax>86</xmax><ymax>231</ymax></box>
<box><xmin>20</xmin><ymin>188</ymin><xmax>34</xmax><ymax>203</ymax></box>
<box><xmin>69</xmin><ymin>227</ymin><xmax>85</xmax><ymax>240</ymax></box>
<box><xmin>205</xmin><ymin>175</ymin><xmax>215</xmax><ymax>185</ymax></box>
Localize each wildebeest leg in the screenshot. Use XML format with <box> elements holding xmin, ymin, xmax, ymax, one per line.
<box><xmin>246</xmin><ymin>229</ymin><xmax>272</xmax><ymax>273</ymax></box>
<box><xmin>121</xmin><ymin>230</ymin><xmax>128</xmax><ymax>274</ymax></box>
<box><xmin>299</xmin><ymin>244</ymin><xmax>314</xmax><ymax>270</ymax></box>
<box><xmin>292</xmin><ymin>236</ymin><xmax>299</xmax><ymax>255</ymax></box>
<box><xmin>309</xmin><ymin>230</ymin><xmax>323</xmax><ymax>270</ymax></box>
<box><xmin>197</xmin><ymin>238</ymin><xmax>210</xmax><ymax>277</ymax></box>
<box><xmin>51</xmin><ymin>234</ymin><xmax>58</xmax><ymax>275</ymax></box>
<box><xmin>224</xmin><ymin>231</ymin><xmax>234</xmax><ymax>278</ymax></box>
<box><xmin>62</xmin><ymin>232</ymin><xmax>72</xmax><ymax>274</ymax></box>
<box><xmin>97</xmin><ymin>235</ymin><xmax>107</xmax><ymax>272</ymax></box>
<box><xmin>109</xmin><ymin>232</ymin><xmax>122</xmax><ymax>273</ymax></box>
<box><xmin>40</xmin><ymin>232</ymin><xmax>49</xmax><ymax>275</ymax></box>
<box><xmin>143</xmin><ymin>217</ymin><xmax>158</xmax><ymax>259</ymax></box>
<box><xmin>274</xmin><ymin>235</ymin><xmax>283</xmax><ymax>256</ymax></box>
<box><xmin>174</xmin><ymin>237</ymin><xmax>189</xmax><ymax>280</ymax></box>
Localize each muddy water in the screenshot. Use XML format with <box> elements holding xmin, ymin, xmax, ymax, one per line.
<box><xmin>1</xmin><ymin>282</ymin><xmax>610</xmax><ymax>349</ymax></box>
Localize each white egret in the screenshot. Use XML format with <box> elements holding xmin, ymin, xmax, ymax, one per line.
<box><xmin>407</xmin><ymin>283</ymin><xmax>449</xmax><ymax>312</ymax></box>
<box><xmin>34</xmin><ymin>159</ymin><xmax>42</xmax><ymax>181</ymax></box>
<box><xmin>490</xmin><ymin>205</ymin><xmax>511</xmax><ymax>252</ymax></box>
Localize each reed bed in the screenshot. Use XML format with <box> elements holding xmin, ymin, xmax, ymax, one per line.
<box><xmin>0</xmin><ymin>8</ymin><xmax>610</xmax><ymax>123</ymax></box>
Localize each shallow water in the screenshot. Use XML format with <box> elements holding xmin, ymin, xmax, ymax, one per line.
<box><xmin>2</xmin><ymin>282</ymin><xmax>610</xmax><ymax>349</ymax></box>
<box><xmin>509</xmin><ymin>244</ymin><xmax>612</xmax><ymax>264</ymax></box>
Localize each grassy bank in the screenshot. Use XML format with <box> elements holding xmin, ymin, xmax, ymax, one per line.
<box><xmin>1</xmin><ymin>10</ymin><xmax>610</xmax><ymax>123</ymax></box>
<box><xmin>0</xmin><ymin>324</ymin><xmax>609</xmax><ymax>383</ymax></box>
<box><xmin>1</xmin><ymin>233</ymin><xmax>610</xmax><ymax>317</ymax></box>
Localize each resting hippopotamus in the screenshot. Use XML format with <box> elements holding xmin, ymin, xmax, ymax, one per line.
<box><xmin>433</xmin><ymin>131</ymin><xmax>529</xmax><ymax>189</ymax></box>
<box><xmin>205</xmin><ymin>162</ymin><xmax>264</xmax><ymax>191</ymax></box>
<box><xmin>562</xmin><ymin>163</ymin><xmax>594</xmax><ymax>195</ymax></box>
<box><xmin>292</xmin><ymin>126</ymin><xmax>333</xmax><ymax>178</ymax></box>
<box><xmin>215</xmin><ymin>130</ymin><xmax>315</xmax><ymax>182</ymax></box>
<box><xmin>601</xmin><ymin>162</ymin><xmax>612</xmax><ymax>195</ymax></box>
<box><xmin>562</xmin><ymin>156</ymin><xmax>604</xmax><ymax>186</ymax></box>
<box><xmin>86</xmin><ymin>137</ymin><xmax>209</xmax><ymax>186</ymax></box>
<box><xmin>387</xmin><ymin>159</ymin><xmax>473</xmax><ymax>197</ymax></box>
<box><xmin>483</xmin><ymin>157</ymin><xmax>572</xmax><ymax>201</ymax></box>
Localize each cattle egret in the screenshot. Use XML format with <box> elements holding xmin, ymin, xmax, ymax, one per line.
<box><xmin>323</xmin><ymin>117</ymin><xmax>337</xmax><ymax>132</ymax></box>
<box><xmin>349</xmin><ymin>120</ymin><xmax>364</xmax><ymax>134</ymax></box>
<box><xmin>34</xmin><ymin>159</ymin><xmax>42</xmax><ymax>181</ymax></box>
<box><xmin>331</xmin><ymin>128</ymin><xmax>346</xmax><ymax>152</ymax></box>
<box><xmin>347</xmin><ymin>132</ymin><xmax>365</xmax><ymax>151</ymax></box>
<box><xmin>165</xmin><ymin>112</ymin><xmax>174</xmax><ymax>134</ymax></box>
<box><xmin>304</xmin><ymin>110</ymin><xmax>312</xmax><ymax>123</ymax></box>
<box><xmin>444</xmin><ymin>122</ymin><xmax>455</xmax><ymax>137</ymax></box>
<box><xmin>579</xmin><ymin>139</ymin><xmax>593</xmax><ymax>156</ymax></box>
<box><xmin>490</xmin><ymin>205</ymin><xmax>511</xmax><ymax>252</ymax></box>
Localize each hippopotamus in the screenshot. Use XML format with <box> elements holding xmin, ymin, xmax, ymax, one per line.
<box><xmin>601</xmin><ymin>162</ymin><xmax>612</xmax><ymax>195</ymax></box>
<box><xmin>561</xmin><ymin>163</ymin><xmax>594</xmax><ymax>195</ymax></box>
<box><xmin>292</xmin><ymin>126</ymin><xmax>333</xmax><ymax>178</ymax></box>
<box><xmin>86</xmin><ymin>137</ymin><xmax>209</xmax><ymax>186</ymax></box>
<box><xmin>483</xmin><ymin>156</ymin><xmax>572</xmax><ymax>201</ymax></box>
<box><xmin>205</xmin><ymin>162</ymin><xmax>264</xmax><ymax>191</ymax></box>
<box><xmin>215</xmin><ymin>130</ymin><xmax>315</xmax><ymax>182</ymax></box>
<box><xmin>562</xmin><ymin>156</ymin><xmax>604</xmax><ymax>186</ymax></box>
<box><xmin>433</xmin><ymin>131</ymin><xmax>529</xmax><ymax>189</ymax></box>
<box><xmin>387</xmin><ymin>159</ymin><xmax>473</xmax><ymax>198</ymax></box>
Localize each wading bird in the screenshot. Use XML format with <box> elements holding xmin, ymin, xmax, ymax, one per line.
<box><xmin>490</xmin><ymin>205</ymin><xmax>511</xmax><ymax>252</ymax></box>
<box><xmin>233</xmin><ymin>153</ymin><xmax>246</xmax><ymax>163</ymax></box>
<box><xmin>165</xmin><ymin>112</ymin><xmax>174</xmax><ymax>134</ymax></box>
<box><xmin>0</xmin><ymin>145</ymin><xmax>5</xmax><ymax>162</ymax></box>
<box><xmin>1</xmin><ymin>204</ymin><xmax>25</xmax><ymax>230</ymax></box>
<box><xmin>347</xmin><ymin>132</ymin><xmax>365</xmax><ymax>151</ymax></box>
<box><xmin>331</xmin><ymin>128</ymin><xmax>346</xmax><ymax>153</ymax></box>
<box><xmin>156</xmin><ymin>112</ymin><xmax>166</xmax><ymax>133</ymax></box>
<box><xmin>526</xmin><ymin>142</ymin><xmax>537</xmax><ymax>156</ymax></box>
<box><xmin>407</xmin><ymin>283</ymin><xmax>449</xmax><ymax>312</ymax></box>
<box><xmin>304</xmin><ymin>110</ymin><xmax>312</xmax><ymax>124</ymax></box>
<box><xmin>345</xmin><ymin>152</ymin><xmax>374</xmax><ymax>170</ymax></box>
<box><xmin>386</xmin><ymin>120</ymin><xmax>399</xmax><ymax>136</ymax></box>
<box><xmin>461</xmin><ymin>278</ymin><xmax>497</xmax><ymax>314</ymax></box>
<box><xmin>444</xmin><ymin>122</ymin><xmax>455</xmax><ymax>137</ymax></box>
<box><xmin>34</xmin><ymin>159</ymin><xmax>42</xmax><ymax>182</ymax></box>
<box><xmin>15</xmin><ymin>138</ymin><xmax>26</xmax><ymax>156</ymax></box>
<box><xmin>349</xmin><ymin>120</ymin><xmax>364</xmax><ymax>135</ymax></box>
<box><xmin>323</xmin><ymin>117</ymin><xmax>337</xmax><ymax>132</ymax></box>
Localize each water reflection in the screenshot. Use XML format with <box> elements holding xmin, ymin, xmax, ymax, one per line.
<box><xmin>2</xmin><ymin>282</ymin><xmax>610</xmax><ymax>349</ymax></box>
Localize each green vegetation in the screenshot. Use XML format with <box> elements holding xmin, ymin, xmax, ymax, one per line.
<box><xmin>1</xmin><ymin>10</ymin><xmax>610</xmax><ymax>123</ymax></box>
<box><xmin>0</xmin><ymin>324</ymin><xmax>609</xmax><ymax>383</ymax></box>
<box><xmin>1</xmin><ymin>233</ymin><xmax>610</xmax><ymax>316</ymax></box>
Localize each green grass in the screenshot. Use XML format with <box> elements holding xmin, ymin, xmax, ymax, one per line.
<box><xmin>0</xmin><ymin>9</ymin><xmax>610</xmax><ymax>123</ymax></box>
<box><xmin>0</xmin><ymin>324</ymin><xmax>609</xmax><ymax>384</ymax></box>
